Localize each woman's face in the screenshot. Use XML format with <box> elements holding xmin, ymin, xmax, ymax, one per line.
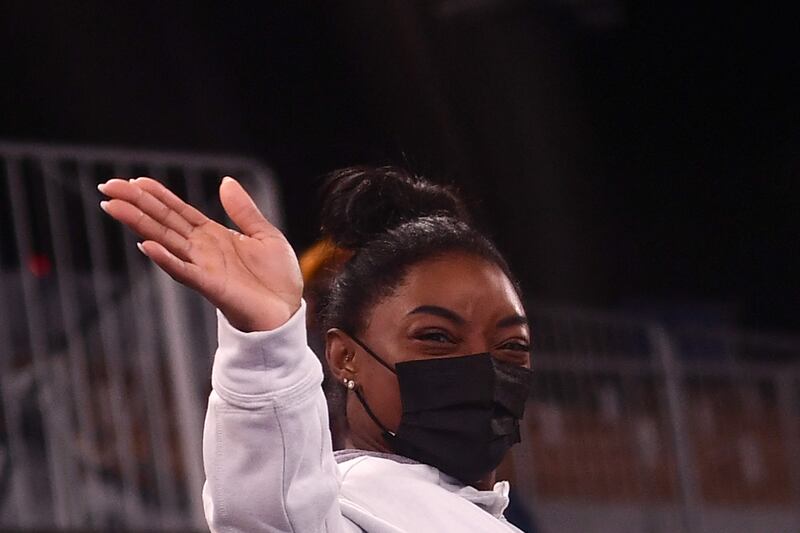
<box><xmin>327</xmin><ymin>251</ymin><xmax>531</xmax><ymax>461</ymax></box>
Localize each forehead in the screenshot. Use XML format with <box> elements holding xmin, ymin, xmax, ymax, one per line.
<box><xmin>368</xmin><ymin>252</ymin><xmax>525</xmax><ymax>324</ymax></box>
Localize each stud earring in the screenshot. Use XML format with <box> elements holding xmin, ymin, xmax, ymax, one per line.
<box><xmin>344</xmin><ymin>378</ymin><xmax>356</xmax><ymax>390</ymax></box>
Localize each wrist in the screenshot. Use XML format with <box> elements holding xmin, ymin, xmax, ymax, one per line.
<box><xmin>222</xmin><ymin>300</ymin><xmax>302</xmax><ymax>333</ymax></box>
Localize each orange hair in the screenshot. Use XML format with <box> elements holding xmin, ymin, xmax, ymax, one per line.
<box><xmin>299</xmin><ymin>238</ymin><xmax>352</xmax><ymax>286</ymax></box>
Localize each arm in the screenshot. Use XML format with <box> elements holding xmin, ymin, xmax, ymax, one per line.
<box><xmin>98</xmin><ymin>176</ymin><xmax>350</xmax><ymax>531</ymax></box>
<box><xmin>203</xmin><ymin>302</ymin><xmax>347</xmax><ymax>532</ymax></box>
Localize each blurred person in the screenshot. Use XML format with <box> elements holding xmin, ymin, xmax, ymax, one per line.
<box><xmin>98</xmin><ymin>166</ymin><xmax>534</xmax><ymax>532</ymax></box>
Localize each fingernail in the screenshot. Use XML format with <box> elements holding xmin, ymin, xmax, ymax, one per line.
<box><xmin>136</xmin><ymin>242</ymin><xmax>147</xmax><ymax>256</ymax></box>
<box><xmin>97</xmin><ymin>183</ymin><xmax>106</xmax><ymax>193</ymax></box>
<box><xmin>221</xmin><ymin>176</ymin><xmax>233</xmax><ymax>184</ymax></box>
<box><xmin>99</xmin><ymin>200</ymin><xmax>109</xmax><ymax>212</ymax></box>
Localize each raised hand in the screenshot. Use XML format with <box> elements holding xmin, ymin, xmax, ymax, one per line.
<box><xmin>98</xmin><ymin>176</ymin><xmax>303</xmax><ymax>332</ymax></box>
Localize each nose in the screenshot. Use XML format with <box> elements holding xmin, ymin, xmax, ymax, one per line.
<box><xmin>462</xmin><ymin>334</ymin><xmax>493</xmax><ymax>356</ymax></box>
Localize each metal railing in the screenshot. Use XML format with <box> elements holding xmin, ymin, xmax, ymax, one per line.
<box><xmin>512</xmin><ymin>306</ymin><xmax>800</xmax><ymax>533</ymax></box>
<box><xmin>0</xmin><ymin>141</ymin><xmax>282</xmax><ymax>531</ymax></box>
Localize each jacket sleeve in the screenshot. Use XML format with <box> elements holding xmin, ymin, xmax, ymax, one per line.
<box><xmin>201</xmin><ymin>300</ymin><xmax>349</xmax><ymax>533</ymax></box>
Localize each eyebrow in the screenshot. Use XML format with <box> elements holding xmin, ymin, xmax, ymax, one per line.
<box><xmin>408</xmin><ymin>305</ymin><xmax>466</xmax><ymax>325</ymax></box>
<box><xmin>496</xmin><ymin>314</ymin><xmax>529</xmax><ymax>329</ymax></box>
<box><xmin>407</xmin><ymin>305</ymin><xmax>528</xmax><ymax>329</ymax></box>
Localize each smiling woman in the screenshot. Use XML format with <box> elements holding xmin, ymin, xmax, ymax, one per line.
<box><xmin>328</xmin><ymin>251</ymin><xmax>533</xmax><ymax>487</ymax></box>
<box><xmin>98</xmin><ymin>166</ymin><xmax>533</xmax><ymax>532</ymax></box>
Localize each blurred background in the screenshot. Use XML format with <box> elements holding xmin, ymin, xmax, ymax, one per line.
<box><xmin>0</xmin><ymin>2</ymin><xmax>797</xmax><ymax>532</ymax></box>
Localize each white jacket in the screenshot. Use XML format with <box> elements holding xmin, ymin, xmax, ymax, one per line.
<box><xmin>202</xmin><ymin>301</ymin><xmax>525</xmax><ymax>532</ymax></box>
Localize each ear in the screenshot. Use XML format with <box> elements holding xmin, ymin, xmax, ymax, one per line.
<box><xmin>326</xmin><ymin>328</ymin><xmax>358</xmax><ymax>383</ymax></box>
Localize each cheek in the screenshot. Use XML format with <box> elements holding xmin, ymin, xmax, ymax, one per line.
<box><xmin>363</xmin><ymin>365</ymin><xmax>403</xmax><ymax>429</ymax></box>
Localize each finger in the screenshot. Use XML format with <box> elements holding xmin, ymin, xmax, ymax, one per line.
<box><xmin>98</xmin><ymin>178</ymin><xmax>194</xmax><ymax>237</ymax></box>
<box><xmin>138</xmin><ymin>240</ymin><xmax>203</xmax><ymax>288</ymax></box>
<box><xmin>218</xmin><ymin>177</ymin><xmax>278</xmax><ymax>239</ymax></box>
<box><xmin>101</xmin><ymin>199</ymin><xmax>191</xmax><ymax>260</ymax></box>
<box><xmin>132</xmin><ymin>177</ymin><xmax>209</xmax><ymax>227</ymax></box>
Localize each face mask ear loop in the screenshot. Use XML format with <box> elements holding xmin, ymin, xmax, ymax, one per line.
<box><xmin>340</xmin><ymin>331</ymin><xmax>398</xmax><ymax>437</ymax></box>
<box><xmin>353</xmin><ymin>386</ymin><xmax>397</xmax><ymax>437</ymax></box>
<box><xmin>343</xmin><ymin>332</ymin><xmax>397</xmax><ymax>375</ymax></box>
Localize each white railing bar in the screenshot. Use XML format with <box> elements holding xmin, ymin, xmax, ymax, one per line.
<box><xmin>76</xmin><ymin>162</ymin><xmax>144</xmax><ymax>526</ymax></box>
<box><xmin>531</xmin><ymin>352</ymin><xmax>800</xmax><ymax>380</ymax></box>
<box><xmin>155</xmin><ymin>273</ymin><xmax>207</xmax><ymax>528</ymax></box>
<box><xmin>40</xmin><ymin>159</ymin><xmax>101</xmax><ymax>527</ymax></box>
<box><xmin>529</xmin><ymin>305</ymin><xmax>800</xmax><ymax>352</ymax></box>
<box><xmin>649</xmin><ymin>325</ymin><xmax>701</xmax><ymax>533</ymax></box>
<box><xmin>183</xmin><ymin>167</ymin><xmax>219</xmax><ymax>359</ymax></box>
<box><xmin>0</xmin><ymin>140</ymin><xmax>271</xmax><ymax>177</ymax></box>
<box><xmin>5</xmin><ymin>158</ymin><xmax>72</xmax><ymax>527</ymax></box>
<box><xmin>0</xmin><ymin>262</ymin><xmax>36</xmax><ymax>525</ymax></box>
<box><xmin>120</xmin><ymin>162</ymin><xmax>182</xmax><ymax>523</ymax></box>
<box><xmin>776</xmin><ymin>376</ymin><xmax>800</xmax><ymax>529</ymax></box>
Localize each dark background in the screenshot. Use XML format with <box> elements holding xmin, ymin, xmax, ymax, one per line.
<box><xmin>1</xmin><ymin>1</ymin><xmax>797</xmax><ymax>332</ymax></box>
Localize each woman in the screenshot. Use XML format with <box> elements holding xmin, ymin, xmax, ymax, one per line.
<box><xmin>98</xmin><ymin>167</ymin><xmax>533</xmax><ymax>532</ymax></box>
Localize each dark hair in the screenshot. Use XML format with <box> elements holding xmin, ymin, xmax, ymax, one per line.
<box><xmin>318</xmin><ymin>166</ymin><xmax>521</xmax><ymax>336</ymax></box>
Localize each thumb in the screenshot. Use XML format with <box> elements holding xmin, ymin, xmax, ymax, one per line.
<box><xmin>219</xmin><ymin>176</ymin><xmax>275</xmax><ymax>237</ymax></box>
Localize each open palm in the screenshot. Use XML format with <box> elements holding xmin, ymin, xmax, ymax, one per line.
<box><xmin>98</xmin><ymin>176</ymin><xmax>303</xmax><ymax>332</ymax></box>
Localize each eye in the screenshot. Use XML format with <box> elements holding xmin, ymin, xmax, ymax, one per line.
<box><xmin>498</xmin><ymin>339</ymin><xmax>531</xmax><ymax>353</ymax></box>
<box><xmin>414</xmin><ymin>330</ymin><xmax>456</xmax><ymax>344</ymax></box>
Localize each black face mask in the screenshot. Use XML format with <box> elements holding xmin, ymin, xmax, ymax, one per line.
<box><xmin>346</xmin><ymin>335</ymin><xmax>533</xmax><ymax>484</ymax></box>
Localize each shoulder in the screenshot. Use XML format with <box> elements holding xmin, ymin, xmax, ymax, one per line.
<box><xmin>336</xmin><ymin>456</ymin><xmax>518</xmax><ymax>532</ymax></box>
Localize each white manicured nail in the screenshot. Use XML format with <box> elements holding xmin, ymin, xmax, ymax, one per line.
<box><xmin>136</xmin><ymin>242</ymin><xmax>147</xmax><ymax>255</ymax></box>
<box><xmin>99</xmin><ymin>200</ymin><xmax>109</xmax><ymax>212</ymax></box>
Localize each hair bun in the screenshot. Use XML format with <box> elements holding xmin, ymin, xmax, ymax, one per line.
<box><xmin>320</xmin><ymin>166</ymin><xmax>469</xmax><ymax>249</ymax></box>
